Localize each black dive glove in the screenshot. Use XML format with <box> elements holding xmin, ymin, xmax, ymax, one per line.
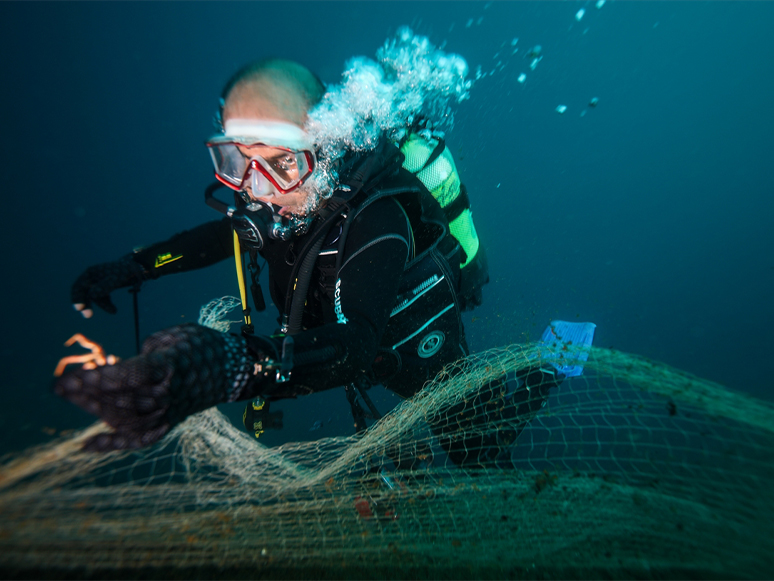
<box><xmin>71</xmin><ymin>254</ymin><xmax>147</xmax><ymax>317</ymax></box>
<box><xmin>54</xmin><ymin>323</ymin><xmax>274</xmax><ymax>451</ymax></box>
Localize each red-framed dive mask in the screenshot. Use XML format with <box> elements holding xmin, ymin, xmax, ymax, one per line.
<box><xmin>206</xmin><ymin>120</ymin><xmax>316</xmax><ymax>198</ymax></box>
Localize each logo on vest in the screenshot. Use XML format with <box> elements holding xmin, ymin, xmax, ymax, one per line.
<box><xmin>334</xmin><ymin>278</ymin><xmax>348</xmax><ymax>324</ymax></box>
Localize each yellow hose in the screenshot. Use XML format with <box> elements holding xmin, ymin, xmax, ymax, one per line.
<box><xmin>233</xmin><ymin>230</ymin><xmax>251</xmax><ymax>326</ymax></box>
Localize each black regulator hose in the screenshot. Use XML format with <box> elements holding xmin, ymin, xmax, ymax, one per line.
<box><xmin>287</xmin><ymin>235</ymin><xmax>325</xmax><ymax>335</ymax></box>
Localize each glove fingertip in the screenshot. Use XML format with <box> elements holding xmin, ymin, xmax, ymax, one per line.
<box><xmin>94</xmin><ymin>298</ymin><xmax>118</xmax><ymax>315</ymax></box>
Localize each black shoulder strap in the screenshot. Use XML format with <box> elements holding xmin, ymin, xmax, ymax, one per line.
<box><xmin>440</xmin><ymin>182</ymin><xmax>471</xmax><ymax>223</ymax></box>
<box><xmin>418</xmin><ymin>138</ymin><xmax>446</xmax><ymax>173</ymax></box>
<box><xmin>282</xmin><ymin>140</ymin><xmax>406</xmax><ymax>325</ymax></box>
<box><xmin>338</xmin><ymin>140</ymin><xmax>405</xmax><ymax>199</ymax></box>
<box><xmin>404</xmin><ymin>136</ymin><xmax>470</xmax><ymax>224</ymax></box>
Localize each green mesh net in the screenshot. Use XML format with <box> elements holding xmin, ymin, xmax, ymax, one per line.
<box><xmin>1</xmin><ymin>331</ymin><xmax>772</xmax><ymax>578</ymax></box>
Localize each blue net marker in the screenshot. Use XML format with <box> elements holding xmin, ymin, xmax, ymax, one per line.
<box><xmin>539</xmin><ymin>320</ymin><xmax>597</xmax><ymax>377</ymax></box>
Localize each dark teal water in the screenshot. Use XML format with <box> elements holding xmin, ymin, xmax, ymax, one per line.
<box><xmin>1</xmin><ymin>1</ymin><xmax>772</xmax><ymax>455</ymax></box>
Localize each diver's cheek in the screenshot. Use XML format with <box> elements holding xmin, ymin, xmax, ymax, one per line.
<box><xmin>278</xmin><ymin>206</ymin><xmax>301</xmax><ymax>217</ymax></box>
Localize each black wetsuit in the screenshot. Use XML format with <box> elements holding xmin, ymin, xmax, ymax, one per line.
<box><xmin>133</xmin><ymin>145</ymin><xmax>468</xmax><ymax>402</ymax></box>
<box><xmin>127</xmin><ymin>145</ymin><xmax>561</xmax><ymax>468</ymax></box>
<box><xmin>61</xmin><ymin>142</ymin><xmax>559</xmax><ymax>464</ymax></box>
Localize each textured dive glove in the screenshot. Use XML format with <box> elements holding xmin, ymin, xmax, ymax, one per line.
<box><xmin>71</xmin><ymin>254</ymin><xmax>147</xmax><ymax>317</ymax></box>
<box><xmin>54</xmin><ymin>324</ymin><xmax>269</xmax><ymax>451</ymax></box>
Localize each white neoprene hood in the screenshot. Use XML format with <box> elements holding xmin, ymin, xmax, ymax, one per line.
<box><xmin>220</xmin><ymin>119</ymin><xmax>312</xmax><ymax>151</ymax></box>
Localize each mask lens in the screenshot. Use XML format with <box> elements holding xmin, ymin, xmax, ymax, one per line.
<box><xmin>265</xmin><ymin>153</ymin><xmax>298</xmax><ymax>185</ymax></box>
<box><xmin>207</xmin><ymin>139</ymin><xmax>315</xmax><ymax>195</ymax></box>
<box><xmin>208</xmin><ymin>143</ymin><xmax>248</xmax><ymax>188</ymax></box>
<box><xmin>248</xmin><ymin>150</ymin><xmax>312</xmax><ymax>192</ymax></box>
<box><xmin>250</xmin><ymin>169</ymin><xmax>275</xmax><ymax>198</ymax></box>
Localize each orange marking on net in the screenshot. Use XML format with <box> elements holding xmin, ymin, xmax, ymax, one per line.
<box><xmin>53</xmin><ymin>334</ymin><xmax>120</xmax><ymax>377</ymax></box>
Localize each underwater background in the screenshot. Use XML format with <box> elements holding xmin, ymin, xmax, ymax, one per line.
<box><xmin>0</xmin><ymin>1</ymin><xmax>772</xmax><ymax>455</ymax></box>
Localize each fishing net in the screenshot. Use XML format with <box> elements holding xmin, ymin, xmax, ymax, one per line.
<box><xmin>197</xmin><ymin>296</ymin><xmax>243</xmax><ymax>333</ymax></box>
<box><xmin>2</xmin><ymin>336</ymin><xmax>773</xmax><ymax>579</ymax></box>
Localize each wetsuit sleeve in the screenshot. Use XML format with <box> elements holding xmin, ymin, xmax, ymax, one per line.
<box><xmin>252</xmin><ymin>198</ymin><xmax>412</xmax><ymax>398</ymax></box>
<box><xmin>131</xmin><ymin>217</ymin><xmax>234</xmax><ymax>279</ymax></box>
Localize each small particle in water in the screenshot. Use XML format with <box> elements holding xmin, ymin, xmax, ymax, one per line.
<box><xmin>575</xmin><ymin>8</ymin><xmax>585</xmax><ymax>21</ymax></box>
<box><xmin>589</xmin><ymin>97</ymin><xmax>599</xmax><ymax>107</ymax></box>
<box><xmin>530</xmin><ymin>57</ymin><xmax>542</xmax><ymax>71</ymax></box>
<box><xmin>596</xmin><ymin>0</ymin><xmax>606</xmax><ymax>8</ymax></box>
<box><xmin>556</xmin><ymin>105</ymin><xmax>567</xmax><ymax>114</ymax></box>
<box><xmin>496</xmin><ymin>183</ymin><xmax>501</xmax><ymax>188</ymax></box>
<box><xmin>310</xmin><ymin>420</ymin><xmax>323</xmax><ymax>431</ymax></box>
<box><xmin>526</xmin><ymin>44</ymin><xmax>542</xmax><ymax>59</ymax></box>
<box><xmin>511</xmin><ymin>37</ymin><xmax>519</xmax><ymax>46</ymax></box>
<box><xmin>517</xmin><ymin>73</ymin><xmax>526</xmax><ymax>83</ymax></box>
<box><xmin>466</xmin><ymin>18</ymin><xmax>473</xmax><ymax>28</ymax></box>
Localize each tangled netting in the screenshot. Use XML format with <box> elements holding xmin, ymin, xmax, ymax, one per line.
<box><xmin>1</xmin><ymin>340</ymin><xmax>773</xmax><ymax>579</ymax></box>
<box><xmin>301</xmin><ymin>27</ymin><xmax>472</xmax><ymax>212</ymax></box>
<box><xmin>197</xmin><ymin>296</ymin><xmax>242</xmax><ymax>333</ymax></box>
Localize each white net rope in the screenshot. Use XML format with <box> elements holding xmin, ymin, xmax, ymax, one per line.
<box><xmin>1</xmin><ymin>341</ymin><xmax>773</xmax><ymax>578</ymax></box>
<box><xmin>197</xmin><ymin>296</ymin><xmax>242</xmax><ymax>333</ymax></box>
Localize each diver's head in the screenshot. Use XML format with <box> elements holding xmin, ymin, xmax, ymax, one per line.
<box><xmin>207</xmin><ymin>59</ymin><xmax>326</xmax><ymax>216</ymax></box>
<box><xmin>221</xmin><ymin>59</ymin><xmax>324</xmax><ymax>126</ymax></box>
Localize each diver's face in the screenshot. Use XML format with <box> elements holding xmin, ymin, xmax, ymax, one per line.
<box><xmin>223</xmin><ymin>90</ymin><xmax>315</xmax><ymax>216</ymax></box>
<box><xmin>257</xmin><ymin>187</ymin><xmax>313</xmax><ymax>217</ymax></box>
<box><xmin>236</xmin><ymin>143</ymin><xmax>312</xmax><ymax>216</ymax></box>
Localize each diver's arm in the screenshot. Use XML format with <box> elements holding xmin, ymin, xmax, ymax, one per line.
<box><xmin>71</xmin><ymin>218</ymin><xmax>233</xmax><ymax>317</ymax></box>
<box><xmin>55</xmin><ymin>200</ymin><xmax>410</xmax><ymax>450</ymax></box>
<box><xmin>131</xmin><ymin>217</ymin><xmax>234</xmax><ymax>279</ymax></box>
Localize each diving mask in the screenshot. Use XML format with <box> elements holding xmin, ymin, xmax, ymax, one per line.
<box><xmin>206</xmin><ymin>119</ymin><xmax>316</xmax><ymax>199</ymax></box>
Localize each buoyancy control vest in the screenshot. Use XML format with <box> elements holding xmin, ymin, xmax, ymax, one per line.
<box><xmin>218</xmin><ymin>139</ymin><xmax>476</xmax><ymax>398</ymax></box>
<box><xmin>313</xmin><ymin>151</ymin><xmax>469</xmax><ymax>398</ymax></box>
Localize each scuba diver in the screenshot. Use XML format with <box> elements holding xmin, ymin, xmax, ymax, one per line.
<box><xmin>55</xmin><ymin>58</ymin><xmax>561</xmax><ymax>468</ymax></box>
